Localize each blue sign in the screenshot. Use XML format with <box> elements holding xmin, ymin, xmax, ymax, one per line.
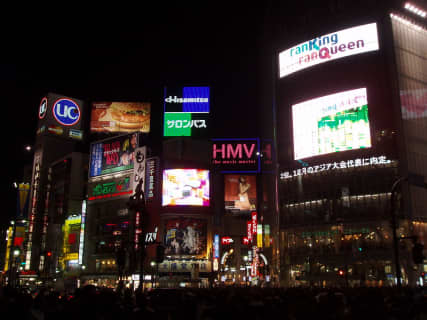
<box><xmin>183</xmin><ymin>86</ymin><xmax>210</xmax><ymax>113</ymax></box>
<box><xmin>164</xmin><ymin>86</ymin><xmax>210</xmax><ymax>113</ymax></box>
<box><xmin>90</xmin><ymin>143</ymin><xmax>103</xmax><ymax>177</ymax></box>
<box><xmin>214</xmin><ymin>234</ymin><xmax>220</xmax><ymax>258</ymax></box>
<box><xmin>53</xmin><ymin>98</ymin><xmax>81</xmax><ymax>126</ymax></box>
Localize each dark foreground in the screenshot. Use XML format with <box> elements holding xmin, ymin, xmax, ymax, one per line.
<box><xmin>1</xmin><ymin>285</ymin><xmax>426</xmax><ymax>320</ymax></box>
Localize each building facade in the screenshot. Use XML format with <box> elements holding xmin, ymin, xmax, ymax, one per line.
<box><xmin>272</xmin><ymin>0</ymin><xmax>427</xmax><ymax>286</ymax></box>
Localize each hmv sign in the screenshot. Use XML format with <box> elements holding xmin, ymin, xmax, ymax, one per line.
<box><xmin>36</xmin><ymin>92</ymin><xmax>85</xmax><ymax>141</ymax></box>
<box><xmin>211</xmin><ymin>138</ymin><xmax>261</xmax><ymax>173</ymax></box>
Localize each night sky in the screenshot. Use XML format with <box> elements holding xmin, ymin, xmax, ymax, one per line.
<box><xmin>1</xmin><ymin>4</ymin><xmax>267</xmax><ymax>228</ymax></box>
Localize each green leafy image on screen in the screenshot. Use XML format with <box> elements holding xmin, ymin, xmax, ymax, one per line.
<box><xmin>317</xmin><ymin>104</ymin><xmax>370</xmax><ymax>154</ymax></box>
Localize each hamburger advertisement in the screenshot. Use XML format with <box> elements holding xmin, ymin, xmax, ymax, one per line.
<box><xmin>90</xmin><ymin>102</ymin><xmax>151</xmax><ymax>133</ymax></box>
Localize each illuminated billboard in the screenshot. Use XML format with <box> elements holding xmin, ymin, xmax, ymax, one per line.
<box><xmin>89</xmin><ymin>133</ymin><xmax>138</xmax><ymax>177</ymax></box>
<box><xmin>88</xmin><ymin>174</ymin><xmax>133</xmax><ymax>201</ymax></box>
<box><xmin>292</xmin><ymin>88</ymin><xmax>371</xmax><ymax>160</ymax></box>
<box><xmin>36</xmin><ymin>93</ymin><xmax>85</xmax><ymax>140</ymax></box>
<box><xmin>279</xmin><ymin>23</ymin><xmax>379</xmax><ymax>78</ymax></box>
<box><xmin>163</xmin><ymin>86</ymin><xmax>210</xmax><ymax>137</ymax></box>
<box><xmin>162</xmin><ymin>169</ymin><xmax>210</xmax><ymax>206</ymax></box>
<box><xmin>224</xmin><ymin>175</ymin><xmax>257</xmax><ymax>213</ymax></box>
<box><xmin>164</xmin><ymin>218</ymin><xmax>207</xmax><ymax>256</ymax></box>
<box><xmin>90</xmin><ymin>102</ymin><xmax>151</xmax><ymax>133</ymax></box>
<box><xmin>63</xmin><ymin>216</ymin><xmax>81</xmax><ymax>262</ymax></box>
<box><xmin>211</xmin><ymin>138</ymin><xmax>260</xmax><ymax>173</ymax></box>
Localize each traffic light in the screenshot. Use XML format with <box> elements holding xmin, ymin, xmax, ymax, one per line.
<box><xmin>46</xmin><ymin>251</ymin><xmax>52</xmax><ymax>257</ymax></box>
<box><xmin>338</xmin><ymin>269</ymin><xmax>345</xmax><ymax>277</ymax></box>
<box><xmin>156</xmin><ymin>244</ymin><xmax>165</xmax><ymax>263</ymax></box>
<box><xmin>412</xmin><ymin>243</ymin><xmax>425</xmax><ymax>264</ymax></box>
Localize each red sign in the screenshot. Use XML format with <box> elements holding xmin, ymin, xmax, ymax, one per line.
<box><xmin>221</xmin><ymin>237</ymin><xmax>234</xmax><ymax>245</ymax></box>
<box><xmin>242</xmin><ymin>237</ymin><xmax>249</xmax><ymax>245</ymax></box>
<box><xmin>251</xmin><ymin>247</ymin><xmax>258</xmax><ymax>277</ymax></box>
<box><xmin>251</xmin><ymin>212</ymin><xmax>257</xmax><ymax>236</ymax></box>
<box><xmin>247</xmin><ymin>221</ymin><xmax>253</xmax><ymax>242</ymax></box>
<box><xmin>20</xmin><ymin>270</ymin><xmax>37</xmax><ymax>275</ymax></box>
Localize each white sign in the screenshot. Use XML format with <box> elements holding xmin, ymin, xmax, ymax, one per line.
<box><xmin>133</xmin><ymin>146</ymin><xmax>146</xmax><ymax>194</ymax></box>
<box><xmin>279</xmin><ymin>23</ymin><xmax>379</xmax><ymax>78</ymax></box>
<box><xmin>280</xmin><ymin>155</ymin><xmax>392</xmax><ymax>180</ymax></box>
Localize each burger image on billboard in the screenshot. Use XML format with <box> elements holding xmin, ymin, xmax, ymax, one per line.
<box><xmin>91</xmin><ymin>102</ymin><xmax>151</xmax><ymax>133</ymax></box>
<box><xmin>110</xmin><ymin>102</ymin><xmax>150</xmax><ymax>129</ymax></box>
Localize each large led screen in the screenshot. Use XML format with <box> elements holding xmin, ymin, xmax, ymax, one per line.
<box><xmin>292</xmin><ymin>88</ymin><xmax>371</xmax><ymax>160</ymax></box>
<box><xmin>224</xmin><ymin>175</ymin><xmax>257</xmax><ymax>213</ymax></box>
<box><xmin>164</xmin><ymin>218</ymin><xmax>207</xmax><ymax>256</ymax></box>
<box><xmin>162</xmin><ymin>169</ymin><xmax>209</xmax><ymax>206</ymax></box>
<box><xmin>90</xmin><ymin>102</ymin><xmax>151</xmax><ymax>133</ymax></box>
<box><xmin>279</xmin><ymin>23</ymin><xmax>379</xmax><ymax>78</ymax></box>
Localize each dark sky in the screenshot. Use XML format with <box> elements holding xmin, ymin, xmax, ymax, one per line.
<box><xmin>1</xmin><ymin>4</ymin><xmax>266</xmax><ymax>228</ymax></box>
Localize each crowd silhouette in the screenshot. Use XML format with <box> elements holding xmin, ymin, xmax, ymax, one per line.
<box><xmin>1</xmin><ymin>284</ymin><xmax>427</xmax><ymax>320</ymax></box>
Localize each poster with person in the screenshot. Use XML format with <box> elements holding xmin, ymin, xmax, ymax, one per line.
<box><xmin>90</xmin><ymin>133</ymin><xmax>139</xmax><ymax>177</ymax></box>
<box><xmin>224</xmin><ymin>175</ymin><xmax>257</xmax><ymax>213</ymax></box>
<box><xmin>164</xmin><ymin>218</ymin><xmax>207</xmax><ymax>256</ymax></box>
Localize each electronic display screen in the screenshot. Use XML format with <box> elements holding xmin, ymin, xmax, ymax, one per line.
<box><xmin>292</xmin><ymin>88</ymin><xmax>371</xmax><ymax>159</ymax></box>
<box><xmin>162</xmin><ymin>169</ymin><xmax>210</xmax><ymax>206</ymax></box>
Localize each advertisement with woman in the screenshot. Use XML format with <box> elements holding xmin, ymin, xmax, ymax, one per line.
<box><xmin>90</xmin><ymin>133</ymin><xmax>138</xmax><ymax>177</ymax></box>
<box><xmin>224</xmin><ymin>175</ymin><xmax>257</xmax><ymax>213</ymax></box>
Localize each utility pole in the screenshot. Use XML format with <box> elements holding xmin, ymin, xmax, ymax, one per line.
<box><xmin>390</xmin><ymin>176</ymin><xmax>406</xmax><ymax>288</ymax></box>
<box><xmin>127</xmin><ymin>179</ymin><xmax>147</xmax><ymax>290</ymax></box>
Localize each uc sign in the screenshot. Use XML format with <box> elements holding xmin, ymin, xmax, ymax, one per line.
<box><xmin>53</xmin><ymin>98</ymin><xmax>81</xmax><ymax>126</ymax></box>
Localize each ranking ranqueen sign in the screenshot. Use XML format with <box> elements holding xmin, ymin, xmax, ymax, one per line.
<box><xmin>279</xmin><ymin>23</ymin><xmax>379</xmax><ymax>78</ymax></box>
<box><xmin>211</xmin><ymin>138</ymin><xmax>261</xmax><ymax>173</ymax></box>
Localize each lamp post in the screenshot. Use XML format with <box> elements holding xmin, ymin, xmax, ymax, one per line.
<box><xmin>390</xmin><ymin>177</ymin><xmax>406</xmax><ymax>288</ymax></box>
<box><xmin>127</xmin><ymin>179</ymin><xmax>147</xmax><ymax>291</ymax></box>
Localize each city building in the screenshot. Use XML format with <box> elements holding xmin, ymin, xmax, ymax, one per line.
<box><xmin>269</xmin><ymin>0</ymin><xmax>427</xmax><ymax>286</ymax></box>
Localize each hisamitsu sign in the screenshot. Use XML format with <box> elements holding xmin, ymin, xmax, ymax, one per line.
<box><xmin>279</xmin><ymin>23</ymin><xmax>379</xmax><ymax>78</ymax></box>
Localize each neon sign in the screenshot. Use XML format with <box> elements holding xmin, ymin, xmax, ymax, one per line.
<box><xmin>221</xmin><ymin>237</ymin><xmax>234</xmax><ymax>245</ymax></box>
<box><xmin>53</xmin><ymin>98</ymin><xmax>81</xmax><ymax>126</ymax></box>
<box><xmin>89</xmin><ymin>176</ymin><xmax>132</xmax><ymax>201</ymax></box>
<box><xmin>212</xmin><ymin>138</ymin><xmax>261</xmax><ymax>173</ymax></box>
<box><xmin>213</xmin><ymin>234</ymin><xmax>220</xmax><ymax>259</ymax></box>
